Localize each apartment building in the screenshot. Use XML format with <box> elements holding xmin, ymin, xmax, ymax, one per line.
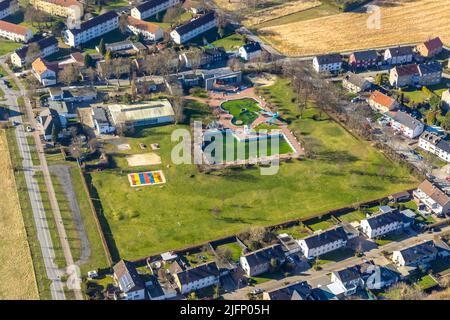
<box><xmin>0</xmin><ymin>0</ymin><xmax>19</xmax><ymax>20</ymax></box>
<box><xmin>127</xmin><ymin>16</ymin><xmax>163</xmax><ymax>41</ymax></box>
<box><xmin>392</xmin><ymin>241</ymin><xmax>438</xmax><ymax>267</ymax></box>
<box><xmin>10</xmin><ymin>36</ymin><xmax>59</xmax><ymax>67</ymax></box>
<box><xmin>63</xmin><ymin>11</ymin><xmax>119</xmax><ymax>47</ymax></box>
<box><xmin>297</xmin><ymin>226</ymin><xmax>348</xmax><ymax>259</ymax></box>
<box><xmin>360</xmin><ymin>210</ymin><xmax>404</xmax><ymax>239</ymax></box>
<box><xmin>170</xmin><ymin>11</ymin><xmax>216</xmax><ymax>45</ymax></box>
<box><xmin>131</xmin><ymin>0</ymin><xmax>181</xmax><ymax>20</ymax></box>
<box><xmin>0</xmin><ymin>20</ymin><xmax>33</xmax><ymax>42</ymax></box>
<box><xmin>390</xmin><ymin>111</ymin><xmax>424</xmax><ymax>139</ymax></box>
<box><xmin>312</xmin><ymin>54</ymin><xmax>342</xmax><ymax>73</ymax></box>
<box><xmin>31</xmin><ymin>0</ymin><xmax>84</xmax><ymax>18</ymax></box>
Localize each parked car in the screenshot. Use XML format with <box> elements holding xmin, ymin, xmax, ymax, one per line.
<box><xmin>250</xmin><ymin>288</ymin><xmax>264</xmax><ymax>295</ymax></box>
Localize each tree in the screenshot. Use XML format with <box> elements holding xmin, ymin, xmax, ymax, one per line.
<box><xmin>84</xmin><ymin>54</ymin><xmax>94</xmax><ymax>68</ymax></box>
<box><xmin>171</xmin><ymin>88</ymin><xmax>185</xmax><ymax>124</ymax></box>
<box><xmin>426</xmin><ymin>110</ymin><xmax>437</xmax><ymax>125</ymax></box>
<box><xmin>118</xmin><ymin>13</ymin><xmax>129</xmax><ymax>34</ymax></box>
<box><xmin>375</xmin><ymin>73</ymin><xmax>383</xmax><ymax>86</ymax></box>
<box><xmin>186</xmin><ymin>292</ymin><xmax>197</xmax><ymax>300</ymax></box>
<box><xmin>25</xmin><ymin>42</ymin><xmax>41</xmax><ymax>66</ymax></box>
<box><xmin>104</xmin><ymin>49</ymin><xmax>112</xmax><ymax>62</ymax></box>
<box><xmin>51</xmin><ymin>20</ymin><xmax>66</xmax><ymax>36</ymax></box>
<box><xmin>121</xmin><ymin>93</ymin><xmax>132</xmax><ymax>104</ymax></box>
<box><xmin>51</xmin><ymin>122</ymin><xmax>58</xmax><ymax>143</ymax></box>
<box><xmin>98</xmin><ymin>38</ymin><xmax>106</xmax><ymax>55</ymax></box>
<box><xmin>59</xmin><ymin>64</ymin><xmax>79</xmax><ymax>86</ymax></box>
<box><xmin>163</xmin><ymin>4</ymin><xmax>184</xmax><ymax>27</ymax></box>
<box><xmin>186</xmin><ymin>47</ymin><xmax>203</xmax><ymax>70</ymax></box>
<box><xmin>215</xmin><ymin>247</ymin><xmax>233</xmax><ymax>265</ymax></box>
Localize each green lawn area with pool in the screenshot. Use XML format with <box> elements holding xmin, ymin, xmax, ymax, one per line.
<box><xmin>221</xmin><ymin>98</ymin><xmax>262</xmax><ymax>126</ymax></box>
<box><xmin>88</xmin><ymin>78</ymin><xmax>418</xmax><ymax>260</ymax></box>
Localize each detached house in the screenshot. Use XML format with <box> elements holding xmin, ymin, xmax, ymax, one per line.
<box><xmin>413</xmin><ymin>180</ymin><xmax>450</xmax><ymax>216</ymax></box>
<box><xmin>131</xmin><ymin>0</ymin><xmax>181</xmax><ymax>20</ymax></box>
<box><xmin>383</xmin><ymin>46</ymin><xmax>414</xmax><ymax>65</ymax></box>
<box><xmin>127</xmin><ymin>16</ymin><xmax>163</xmax><ymax>41</ymax></box>
<box><xmin>390</xmin><ymin>111</ymin><xmax>424</xmax><ymax>139</ymax></box>
<box><xmin>297</xmin><ymin>226</ymin><xmax>348</xmax><ymax>259</ymax></box>
<box><xmin>170</xmin><ymin>11</ymin><xmax>217</xmax><ymax>44</ymax></box>
<box><xmin>349</xmin><ymin>50</ymin><xmax>379</xmax><ymax>69</ymax></box>
<box><xmin>392</xmin><ymin>240</ymin><xmax>438</xmax><ymax>267</ymax></box>
<box><xmin>113</xmin><ymin>260</ymin><xmax>146</xmax><ymax>300</ymax></box>
<box><xmin>416</xmin><ymin>37</ymin><xmax>444</xmax><ymax>58</ymax></box>
<box><xmin>360</xmin><ymin>210</ymin><xmax>404</xmax><ymax>239</ymax></box>
<box><xmin>263</xmin><ymin>281</ymin><xmax>312</xmax><ymax>300</ymax></box>
<box><xmin>173</xmin><ymin>261</ymin><xmax>220</xmax><ymax>294</ymax></box>
<box><xmin>37</xmin><ymin>108</ymin><xmax>62</xmax><ymax>140</ymax></box>
<box><xmin>10</xmin><ymin>36</ymin><xmax>59</xmax><ymax>67</ymax></box>
<box><xmin>180</xmin><ymin>47</ymin><xmax>227</xmax><ymax>68</ymax></box>
<box><xmin>32</xmin><ymin>57</ymin><xmax>58</xmax><ymax>86</ymax></box>
<box><xmin>342</xmin><ymin>72</ymin><xmax>371</xmax><ymax>93</ymax></box>
<box><xmin>330</xmin><ymin>266</ymin><xmax>364</xmax><ymax>297</ymax></box>
<box><xmin>312</xmin><ymin>54</ymin><xmax>342</xmax><ymax>73</ymax></box>
<box><xmin>0</xmin><ymin>0</ymin><xmax>19</xmax><ymax>20</ymax></box>
<box><xmin>419</xmin><ymin>131</ymin><xmax>450</xmax><ymax>163</ymax></box>
<box><xmin>63</xmin><ymin>10</ymin><xmax>119</xmax><ymax>47</ymax></box>
<box><xmin>240</xmin><ymin>244</ymin><xmax>285</xmax><ymax>277</ymax></box>
<box><xmin>368</xmin><ymin>90</ymin><xmax>399</xmax><ymax>113</ymax></box>
<box><xmin>238</xmin><ymin>42</ymin><xmax>262</xmax><ymax>61</ymax></box>
<box><xmin>0</xmin><ymin>20</ymin><xmax>33</xmax><ymax>42</ymax></box>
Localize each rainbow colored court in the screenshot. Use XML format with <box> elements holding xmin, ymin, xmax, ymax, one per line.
<box><xmin>128</xmin><ymin>170</ymin><xmax>166</xmax><ymax>187</ymax></box>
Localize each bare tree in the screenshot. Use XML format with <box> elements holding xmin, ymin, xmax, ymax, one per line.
<box><xmin>59</xmin><ymin>64</ymin><xmax>79</xmax><ymax>86</ymax></box>
<box><xmin>118</xmin><ymin>13</ymin><xmax>129</xmax><ymax>34</ymax></box>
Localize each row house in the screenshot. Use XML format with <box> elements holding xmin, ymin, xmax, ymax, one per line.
<box><xmin>413</xmin><ymin>180</ymin><xmax>450</xmax><ymax>216</ymax></box>
<box><xmin>392</xmin><ymin>240</ymin><xmax>438</xmax><ymax>267</ymax></box>
<box><xmin>31</xmin><ymin>0</ymin><xmax>84</xmax><ymax>19</ymax></box>
<box><xmin>442</xmin><ymin>89</ymin><xmax>450</xmax><ymax>112</ymax></box>
<box><xmin>63</xmin><ymin>10</ymin><xmax>119</xmax><ymax>47</ymax></box>
<box><xmin>0</xmin><ymin>0</ymin><xmax>19</xmax><ymax>20</ymax></box>
<box><xmin>31</xmin><ymin>57</ymin><xmax>57</xmax><ymax>86</ymax></box>
<box><xmin>312</xmin><ymin>53</ymin><xmax>342</xmax><ymax>73</ymax></box>
<box><xmin>419</xmin><ymin>131</ymin><xmax>450</xmax><ymax>163</ymax></box>
<box><xmin>390</xmin><ymin>111</ymin><xmax>424</xmax><ymax>139</ymax></box>
<box><xmin>349</xmin><ymin>50</ymin><xmax>380</xmax><ymax>69</ymax></box>
<box><xmin>10</xmin><ymin>36</ymin><xmax>59</xmax><ymax>67</ymax></box>
<box><xmin>297</xmin><ymin>226</ymin><xmax>348</xmax><ymax>259</ymax></box>
<box><xmin>0</xmin><ymin>20</ymin><xmax>33</xmax><ymax>42</ymax></box>
<box><xmin>360</xmin><ymin>210</ymin><xmax>404</xmax><ymax>239</ymax></box>
<box><xmin>383</xmin><ymin>46</ymin><xmax>414</xmax><ymax>65</ymax></box>
<box><xmin>238</xmin><ymin>42</ymin><xmax>262</xmax><ymax>61</ymax></box>
<box><xmin>342</xmin><ymin>72</ymin><xmax>371</xmax><ymax>93</ymax></box>
<box><xmin>173</xmin><ymin>261</ymin><xmax>220</xmax><ymax>294</ymax></box>
<box><xmin>263</xmin><ymin>281</ymin><xmax>313</xmax><ymax>300</ymax></box>
<box><xmin>131</xmin><ymin>0</ymin><xmax>181</xmax><ymax>20</ymax></box>
<box><xmin>240</xmin><ymin>244</ymin><xmax>285</xmax><ymax>277</ymax></box>
<box><xmin>170</xmin><ymin>11</ymin><xmax>217</xmax><ymax>45</ymax></box>
<box><xmin>127</xmin><ymin>16</ymin><xmax>163</xmax><ymax>41</ymax></box>
<box><xmin>113</xmin><ymin>260</ymin><xmax>146</xmax><ymax>300</ymax></box>
<box><xmin>416</xmin><ymin>37</ymin><xmax>444</xmax><ymax>58</ymax></box>
<box><xmin>180</xmin><ymin>46</ymin><xmax>227</xmax><ymax>68</ymax></box>
<box><xmin>368</xmin><ymin>90</ymin><xmax>399</xmax><ymax>113</ymax></box>
<box><xmin>389</xmin><ymin>62</ymin><xmax>442</xmax><ymax>88</ymax></box>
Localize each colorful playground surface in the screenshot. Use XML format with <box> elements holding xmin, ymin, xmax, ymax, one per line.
<box><xmin>128</xmin><ymin>170</ymin><xmax>166</xmax><ymax>187</ymax></box>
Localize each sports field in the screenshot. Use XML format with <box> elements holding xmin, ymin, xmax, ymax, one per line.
<box><xmin>89</xmin><ymin>78</ymin><xmax>417</xmax><ymax>260</ymax></box>
<box><xmin>259</xmin><ymin>0</ymin><xmax>450</xmax><ymax>56</ymax></box>
<box><xmin>0</xmin><ymin>130</ymin><xmax>39</xmax><ymax>299</ymax></box>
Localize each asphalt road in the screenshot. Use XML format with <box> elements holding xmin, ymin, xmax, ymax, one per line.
<box><xmin>0</xmin><ymin>72</ymin><xmax>66</xmax><ymax>300</ymax></box>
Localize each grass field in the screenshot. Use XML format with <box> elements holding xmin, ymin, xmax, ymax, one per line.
<box><xmin>259</xmin><ymin>0</ymin><xmax>450</xmax><ymax>56</ymax></box>
<box><xmin>221</xmin><ymin>98</ymin><xmax>261</xmax><ymax>125</ymax></box>
<box><xmin>0</xmin><ymin>39</ymin><xmax>22</xmax><ymax>56</ymax></box>
<box><xmin>89</xmin><ymin>78</ymin><xmax>417</xmax><ymax>260</ymax></box>
<box><xmin>211</xmin><ymin>33</ymin><xmax>246</xmax><ymax>51</ymax></box>
<box><xmin>0</xmin><ymin>130</ymin><xmax>39</xmax><ymax>300</ymax></box>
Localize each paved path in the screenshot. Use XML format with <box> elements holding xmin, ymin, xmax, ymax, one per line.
<box><xmin>0</xmin><ymin>72</ymin><xmax>66</xmax><ymax>300</ymax></box>
<box><xmin>223</xmin><ymin>225</ymin><xmax>450</xmax><ymax>299</ymax></box>
<box><xmin>1</xmin><ymin>57</ymin><xmax>83</xmax><ymax>300</ymax></box>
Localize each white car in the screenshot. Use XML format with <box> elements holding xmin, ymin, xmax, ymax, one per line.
<box><xmin>87</xmin><ymin>270</ymin><xmax>98</xmax><ymax>279</ymax></box>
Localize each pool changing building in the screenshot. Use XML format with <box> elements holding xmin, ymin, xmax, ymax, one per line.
<box><xmin>105</xmin><ymin>99</ymin><xmax>175</xmax><ymax>128</ymax></box>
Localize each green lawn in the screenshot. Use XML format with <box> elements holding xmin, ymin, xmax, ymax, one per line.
<box><xmin>305</xmin><ymin>217</ymin><xmax>336</xmax><ymax>231</ymax></box>
<box><xmin>0</xmin><ymin>39</ymin><xmax>22</xmax><ymax>56</ymax></box>
<box><xmin>211</xmin><ymin>33</ymin><xmax>245</xmax><ymax>51</ymax></box>
<box><xmin>374</xmin><ymin>232</ymin><xmax>409</xmax><ymax>246</ymax></box>
<box><xmin>274</xmin><ymin>224</ymin><xmax>311</xmax><ymax>239</ymax></box>
<box><xmin>89</xmin><ymin>78</ymin><xmax>417</xmax><ymax>260</ymax></box>
<box><xmin>216</xmin><ymin>242</ymin><xmax>242</xmax><ymax>262</ymax></box>
<box><xmin>415</xmin><ymin>274</ymin><xmax>439</xmax><ymax>291</ymax></box>
<box><xmin>337</xmin><ymin>210</ymin><xmax>366</xmax><ymax>223</ymax></box>
<box><xmin>221</xmin><ymin>98</ymin><xmax>261</xmax><ymax>126</ymax></box>
<box><xmin>316</xmin><ymin>248</ymin><xmax>355</xmax><ymax>264</ymax></box>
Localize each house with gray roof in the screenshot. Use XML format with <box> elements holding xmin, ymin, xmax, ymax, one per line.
<box><xmin>330</xmin><ymin>265</ymin><xmax>364</xmax><ymax>297</ymax></box>
<box><xmin>360</xmin><ymin>210</ymin><xmax>404</xmax><ymax>239</ymax></box>
<box><xmin>36</xmin><ymin>108</ymin><xmax>63</xmax><ymax>141</ymax></box>
<box><xmin>263</xmin><ymin>281</ymin><xmax>313</xmax><ymax>300</ymax></box>
<box><xmin>173</xmin><ymin>261</ymin><xmax>220</xmax><ymax>294</ymax></box>
<box><xmin>239</xmin><ymin>42</ymin><xmax>262</xmax><ymax>61</ymax></box>
<box><xmin>392</xmin><ymin>240</ymin><xmax>438</xmax><ymax>267</ymax></box>
<box><xmin>131</xmin><ymin>0</ymin><xmax>181</xmax><ymax>20</ymax></box>
<box><xmin>342</xmin><ymin>72</ymin><xmax>371</xmax><ymax>93</ymax></box>
<box><xmin>390</xmin><ymin>111</ymin><xmax>424</xmax><ymax>138</ymax></box>
<box><xmin>240</xmin><ymin>244</ymin><xmax>285</xmax><ymax>277</ymax></box>
<box><xmin>113</xmin><ymin>260</ymin><xmax>146</xmax><ymax>300</ymax></box>
<box><xmin>383</xmin><ymin>46</ymin><xmax>414</xmax><ymax>65</ymax></box>
<box><xmin>170</xmin><ymin>11</ymin><xmax>216</xmax><ymax>44</ymax></box>
<box><xmin>419</xmin><ymin>131</ymin><xmax>450</xmax><ymax>163</ymax></box>
<box><xmin>297</xmin><ymin>226</ymin><xmax>348</xmax><ymax>259</ymax></box>
<box><xmin>313</xmin><ymin>53</ymin><xmax>342</xmax><ymax>73</ymax></box>
<box><xmin>349</xmin><ymin>50</ymin><xmax>380</xmax><ymax>68</ymax></box>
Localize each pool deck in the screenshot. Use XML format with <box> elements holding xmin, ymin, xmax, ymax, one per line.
<box><xmin>188</xmin><ymin>87</ymin><xmax>305</xmax><ymax>159</ymax></box>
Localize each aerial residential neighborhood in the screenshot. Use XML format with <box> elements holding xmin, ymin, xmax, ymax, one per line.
<box><xmin>0</xmin><ymin>0</ymin><xmax>448</xmax><ymax>308</ymax></box>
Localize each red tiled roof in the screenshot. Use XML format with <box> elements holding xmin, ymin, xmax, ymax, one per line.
<box><xmin>127</xmin><ymin>16</ymin><xmax>161</xmax><ymax>34</ymax></box>
<box><xmin>369</xmin><ymin>90</ymin><xmax>396</xmax><ymax>109</ymax></box>
<box><xmin>423</xmin><ymin>37</ymin><xmax>443</xmax><ymax>51</ymax></box>
<box><xmin>0</xmin><ymin>20</ymin><xmax>31</xmax><ymax>36</ymax></box>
